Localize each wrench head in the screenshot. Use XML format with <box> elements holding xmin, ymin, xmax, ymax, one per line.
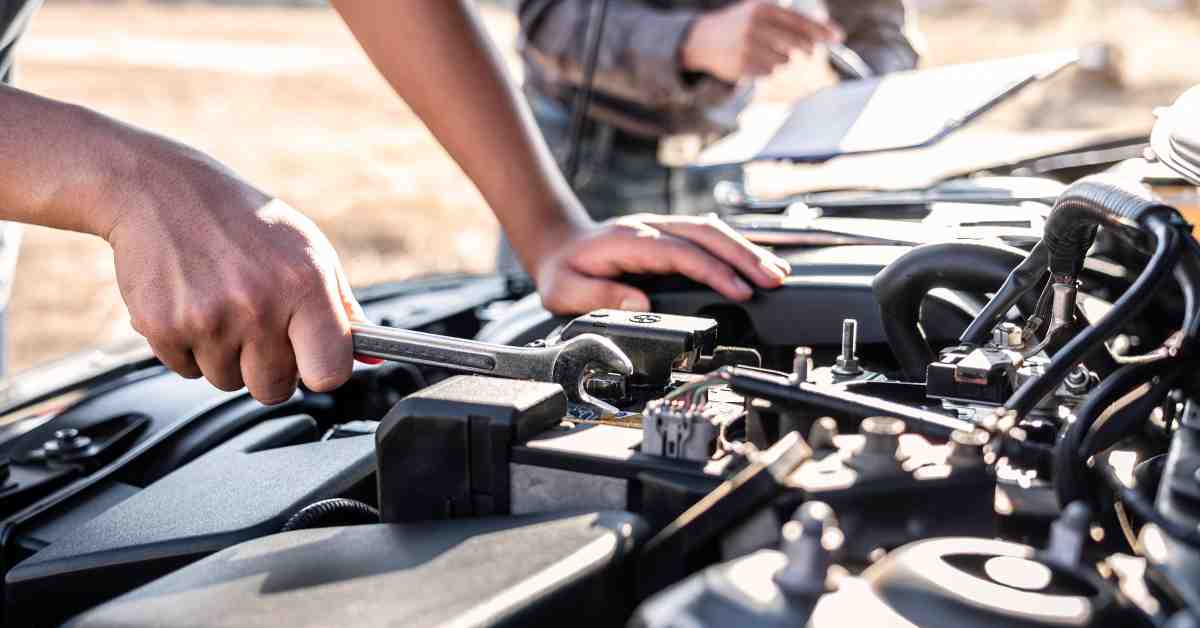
<box><xmin>550</xmin><ymin>333</ymin><xmax>634</xmax><ymax>416</ymax></box>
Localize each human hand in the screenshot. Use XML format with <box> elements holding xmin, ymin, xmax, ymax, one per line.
<box><xmin>681</xmin><ymin>0</ymin><xmax>843</xmax><ymax>82</ymax></box>
<box><xmin>531</xmin><ymin>214</ymin><xmax>790</xmax><ymax>314</ymax></box>
<box><xmin>104</xmin><ymin>153</ymin><xmax>364</xmax><ymax>405</ymax></box>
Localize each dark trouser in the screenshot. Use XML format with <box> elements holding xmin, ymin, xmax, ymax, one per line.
<box><xmin>496</xmin><ymin>92</ymin><xmax>743</xmax><ymax>276</ymax></box>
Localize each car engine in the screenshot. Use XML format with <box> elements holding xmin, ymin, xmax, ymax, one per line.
<box><xmin>0</xmin><ymin>89</ymin><xmax>1198</xmax><ymax>627</ymax></box>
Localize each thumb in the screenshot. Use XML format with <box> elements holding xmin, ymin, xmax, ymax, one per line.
<box><xmin>335</xmin><ymin>263</ymin><xmax>383</xmax><ymax>365</ymax></box>
<box><xmin>543</xmin><ymin>273</ymin><xmax>651</xmax><ymax>314</ymax></box>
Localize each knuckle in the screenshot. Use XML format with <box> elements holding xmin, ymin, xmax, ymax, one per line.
<box><xmin>716</xmin><ymin>265</ymin><xmax>742</xmax><ymax>286</ymax></box>
<box><xmin>283</xmin><ymin>263</ymin><xmax>326</xmax><ymax>298</ymax></box>
<box><xmin>229</xmin><ymin>287</ymin><xmax>274</xmax><ymax>327</ymax></box>
<box><xmin>182</xmin><ymin>301</ymin><xmax>223</xmax><ymax>337</ymax></box>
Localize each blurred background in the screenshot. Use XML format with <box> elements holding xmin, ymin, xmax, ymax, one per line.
<box><xmin>8</xmin><ymin>0</ymin><xmax>1200</xmax><ymax>370</ymax></box>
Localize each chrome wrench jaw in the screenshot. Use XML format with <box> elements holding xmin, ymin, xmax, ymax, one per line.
<box><xmin>548</xmin><ymin>333</ymin><xmax>634</xmax><ymax>417</ymax></box>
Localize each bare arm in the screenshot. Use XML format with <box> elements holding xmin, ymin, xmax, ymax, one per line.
<box><xmin>0</xmin><ymin>84</ymin><xmax>363</xmax><ymax>403</ymax></box>
<box><xmin>0</xmin><ymin>85</ymin><xmax>140</xmax><ymax>236</ymax></box>
<box><xmin>332</xmin><ymin>0</ymin><xmax>790</xmax><ymax>312</ymax></box>
<box><xmin>331</xmin><ymin>0</ymin><xmax>585</xmax><ymax>273</ymax></box>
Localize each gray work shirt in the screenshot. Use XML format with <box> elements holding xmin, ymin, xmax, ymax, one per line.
<box><xmin>518</xmin><ymin>0</ymin><xmax>921</xmax><ymax>138</ymax></box>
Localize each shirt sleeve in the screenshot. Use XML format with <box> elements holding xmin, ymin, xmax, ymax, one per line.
<box><xmin>517</xmin><ymin>0</ymin><xmax>733</xmax><ymax>109</ymax></box>
<box><xmin>828</xmin><ymin>0</ymin><xmax>922</xmax><ymax>75</ymax></box>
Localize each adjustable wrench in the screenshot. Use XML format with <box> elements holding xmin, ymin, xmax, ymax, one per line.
<box><xmin>351</xmin><ymin>323</ymin><xmax>633</xmax><ymax>415</ymax></box>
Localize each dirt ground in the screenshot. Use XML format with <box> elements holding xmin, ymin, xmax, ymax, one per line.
<box><xmin>6</xmin><ymin>1</ymin><xmax>1199</xmax><ymax>372</ymax></box>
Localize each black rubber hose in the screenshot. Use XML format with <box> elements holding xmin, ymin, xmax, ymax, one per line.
<box><xmin>872</xmin><ymin>241</ymin><xmax>1042</xmax><ymax>380</ymax></box>
<box><xmin>960</xmin><ymin>241</ymin><xmax>1049</xmax><ymax>346</ymax></box>
<box><xmin>1102</xmin><ymin>462</ymin><xmax>1200</xmax><ymax>551</ymax></box>
<box><xmin>1053</xmin><ymin>361</ymin><xmax>1172</xmax><ymax>506</ymax></box>
<box><xmin>1007</xmin><ymin>215</ymin><xmax>1183</xmax><ymax>418</ymax></box>
<box><xmin>1082</xmin><ymin>370</ymin><xmax>1180</xmax><ymax>456</ymax></box>
<box><xmin>1041</xmin><ymin>175</ymin><xmax>1166</xmax><ymax>276</ymax></box>
<box><xmin>281</xmin><ymin>498</ymin><xmax>380</xmax><ymax>532</ymax></box>
<box><xmin>1178</xmin><ymin>236</ymin><xmax>1200</xmax><ymax>341</ymax></box>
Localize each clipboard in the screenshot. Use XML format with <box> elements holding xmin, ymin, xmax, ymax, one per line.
<box><xmin>694</xmin><ymin>50</ymin><xmax>1080</xmax><ymax>168</ymax></box>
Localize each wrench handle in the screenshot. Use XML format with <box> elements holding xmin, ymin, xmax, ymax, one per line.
<box><xmin>352</xmin><ymin>323</ymin><xmax>497</xmax><ymax>373</ymax></box>
<box><xmin>351</xmin><ymin>323</ymin><xmax>551</xmax><ymax>379</ymax></box>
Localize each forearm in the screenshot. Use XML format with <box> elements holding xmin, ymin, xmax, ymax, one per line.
<box><xmin>333</xmin><ymin>0</ymin><xmax>589</xmax><ymax>274</ymax></box>
<box><xmin>0</xmin><ymin>85</ymin><xmax>255</xmax><ymax>240</ymax></box>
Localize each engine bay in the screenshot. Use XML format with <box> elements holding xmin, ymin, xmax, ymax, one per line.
<box><xmin>0</xmin><ymin>89</ymin><xmax>1198</xmax><ymax>627</ymax></box>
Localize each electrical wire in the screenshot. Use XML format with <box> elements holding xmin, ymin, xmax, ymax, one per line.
<box><xmin>960</xmin><ymin>241</ymin><xmax>1050</xmax><ymax>345</ymax></box>
<box><xmin>1113</xmin><ymin>499</ymin><xmax>1141</xmax><ymax>554</ymax></box>
<box><xmin>1007</xmin><ymin>216</ymin><xmax>1184</xmax><ymax>419</ymax></box>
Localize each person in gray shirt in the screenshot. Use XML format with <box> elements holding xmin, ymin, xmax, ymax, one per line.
<box><xmin>514</xmin><ymin>0</ymin><xmax>920</xmax><ymax>217</ymax></box>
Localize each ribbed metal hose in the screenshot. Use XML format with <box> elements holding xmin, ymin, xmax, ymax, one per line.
<box><xmin>281</xmin><ymin>498</ymin><xmax>380</xmax><ymax>533</ymax></box>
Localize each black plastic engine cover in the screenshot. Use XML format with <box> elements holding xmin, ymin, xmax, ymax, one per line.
<box><xmin>376</xmin><ymin>376</ymin><xmax>567</xmax><ymax>522</ymax></box>
<box><xmin>5</xmin><ymin>416</ymin><xmax>375</xmax><ymax>626</ymax></box>
<box><xmin>558</xmin><ymin>310</ymin><xmax>717</xmax><ymax>386</ymax></box>
<box><xmin>66</xmin><ymin>510</ymin><xmax>648</xmax><ymax>628</ymax></box>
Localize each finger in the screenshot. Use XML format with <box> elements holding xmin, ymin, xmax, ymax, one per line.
<box><xmin>193</xmin><ymin>340</ymin><xmax>245</xmax><ymax>392</ymax></box>
<box><xmin>743</xmin><ymin>58</ymin><xmax>775</xmax><ymax>78</ymax></box>
<box><xmin>747</xmin><ymin>44</ymin><xmax>790</xmax><ymax>73</ymax></box>
<box><xmin>288</xmin><ymin>277</ymin><xmax>354</xmax><ymax>393</ymax></box>
<box><xmin>335</xmin><ymin>264</ymin><xmax>368</xmax><ymax>323</ymax></box>
<box><xmin>332</xmin><ymin>264</ymin><xmax>382</xmax><ymax>365</ymax></box>
<box><xmin>146</xmin><ymin>338</ymin><xmax>202</xmax><ymax>379</ymax></box>
<box><xmin>613</xmin><ymin>233</ymin><xmax>755</xmax><ymax>302</ymax></box>
<box><xmin>542</xmin><ymin>270</ymin><xmax>652</xmax><ymax>315</ymax></box>
<box><xmin>762</xmin><ymin>6</ymin><xmax>842</xmax><ymax>43</ymax></box>
<box><xmin>757</xmin><ymin>22</ymin><xmax>815</xmax><ymax>56</ymax></box>
<box><xmin>240</xmin><ymin>336</ymin><xmax>299</xmax><ymax>405</ymax></box>
<box><xmin>651</xmin><ymin>217</ymin><xmax>789</xmax><ymax>288</ymax></box>
<box><xmin>756</xmin><ymin>23</ymin><xmax>813</xmax><ymax>57</ymax></box>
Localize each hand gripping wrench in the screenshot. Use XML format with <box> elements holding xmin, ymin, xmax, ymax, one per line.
<box><xmin>351</xmin><ymin>323</ymin><xmax>633</xmax><ymax>415</ymax></box>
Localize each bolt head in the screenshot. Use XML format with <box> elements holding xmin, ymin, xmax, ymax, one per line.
<box><xmin>808</xmin><ymin>417</ymin><xmax>838</xmax><ymax>449</ymax></box>
<box><xmin>947</xmin><ymin>429</ymin><xmax>989</xmax><ymax>466</ymax></box>
<box><xmin>1064</xmin><ymin>367</ymin><xmax>1091</xmax><ymax>394</ymax></box>
<box><xmin>44</xmin><ymin>427</ymin><xmax>93</xmax><ymax>459</ymax></box>
<box><xmin>860</xmin><ymin>417</ymin><xmax>905</xmax><ymax>456</ymax></box>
